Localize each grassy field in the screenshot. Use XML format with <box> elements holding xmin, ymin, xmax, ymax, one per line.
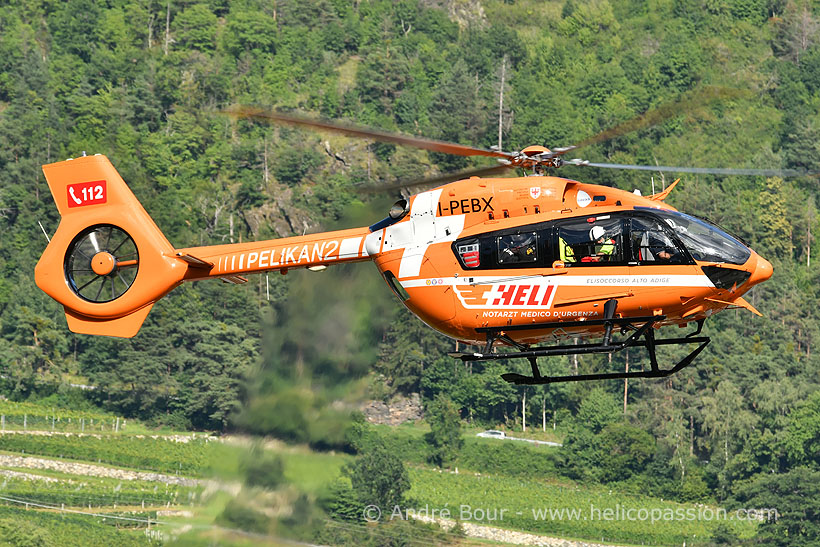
<box><xmin>407</xmin><ymin>467</ymin><xmax>756</xmax><ymax>546</ymax></box>
<box><xmin>280</xmin><ymin>450</ymin><xmax>351</xmax><ymax>493</ymax></box>
<box><xmin>0</xmin><ymin>431</ymin><xmax>218</xmax><ymax>475</ymax></box>
<box><xmin>0</xmin><ymin>399</ymin><xmax>758</xmax><ymax>546</ymax></box>
<box><xmin>260</xmin><ymin>436</ymin><xmax>756</xmax><ymax>546</ymax></box>
<box><xmin>0</xmin><ymin>401</ymin><xmax>207</xmax><ymax>545</ymax></box>
<box><xmin>0</xmin><ymin>399</ymin><xmax>193</xmax><ymax>435</ymax></box>
<box><xmin>0</xmin><ymin>505</ymin><xmax>148</xmax><ymax>546</ymax></box>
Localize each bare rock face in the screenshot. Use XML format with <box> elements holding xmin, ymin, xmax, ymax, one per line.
<box><xmin>361</xmin><ymin>393</ymin><xmax>423</xmax><ymax>425</ymax></box>
<box><xmin>421</xmin><ymin>0</ymin><xmax>486</xmax><ymax>28</ymax></box>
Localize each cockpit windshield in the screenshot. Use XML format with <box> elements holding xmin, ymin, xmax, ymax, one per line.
<box><xmin>637</xmin><ymin>208</ymin><xmax>751</xmax><ymax>265</ymax></box>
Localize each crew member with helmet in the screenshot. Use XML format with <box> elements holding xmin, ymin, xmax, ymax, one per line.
<box><xmin>587</xmin><ymin>225</ymin><xmax>616</xmax><ymax>262</ymax></box>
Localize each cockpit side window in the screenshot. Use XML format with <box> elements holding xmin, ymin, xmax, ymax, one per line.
<box><xmin>630</xmin><ymin>216</ymin><xmax>688</xmax><ymax>265</ymax></box>
<box><xmin>640</xmin><ymin>208</ymin><xmax>751</xmax><ymax>265</ymax></box>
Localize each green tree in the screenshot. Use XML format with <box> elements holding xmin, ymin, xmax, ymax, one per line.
<box><xmin>701</xmin><ymin>380</ymin><xmax>759</xmax><ymax>469</ymax></box>
<box><xmin>560</xmin><ymin>388</ymin><xmax>623</xmax><ymax>481</ymax></box>
<box><xmin>425</xmin><ymin>394</ymin><xmax>464</xmax><ymax>468</ymax></box>
<box><xmin>783</xmin><ymin>390</ymin><xmax>820</xmax><ymax>467</ymax></box>
<box><xmin>757</xmin><ymin>177</ymin><xmax>794</xmax><ymax>259</ymax></box>
<box><xmin>576</xmin><ymin>387</ymin><xmax>621</xmax><ymax>434</ymax></box>
<box><xmin>598</xmin><ymin>422</ymin><xmax>656</xmax><ymax>482</ymax></box>
<box><xmin>344</xmin><ymin>442</ymin><xmax>410</xmax><ymax>511</ymax></box>
<box><xmin>734</xmin><ymin>467</ymin><xmax>820</xmax><ymax>546</ymax></box>
<box><xmin>174</xmin><ymin>4</ymin><xmax>218</xmax><ymax>51</ymax></box>
<box><xmin>377</xmin><ymin>307</ymin><xmax>452</xmax><ymax>396</ymax></box>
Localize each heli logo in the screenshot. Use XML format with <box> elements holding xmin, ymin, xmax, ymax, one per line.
<box><xmin>67</xmin><ymin>180</ymin><xmax>107</xmax><ymax>208</ymax></box>
<box><xmin>454</xmin><ymin>283</ymin><xmax>557</xmax><ymax>309</ymax></box>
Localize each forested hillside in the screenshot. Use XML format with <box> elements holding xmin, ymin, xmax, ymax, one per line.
<box><xmin>2</xmin><ymin>0</ymin><xmax>820</xmax><ymax>544</ymax></box>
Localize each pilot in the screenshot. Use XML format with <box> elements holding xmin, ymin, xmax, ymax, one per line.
<box><xmin>589</xmin><ymin>225</ymin><xmax>615</xmax><ymax>262</ymax></box>
<box><xmin>638</xmin><ymin>231</ymin><xmax>676</xmax><ymax>262</ymax></box>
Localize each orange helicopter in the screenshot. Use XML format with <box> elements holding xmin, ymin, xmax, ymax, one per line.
<box><xmin>35</xmin><ymin>104</ymin><xmax>792</xmax><ymax>385</ymax></box>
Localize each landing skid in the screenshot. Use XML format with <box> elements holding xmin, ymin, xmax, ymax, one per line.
<box><xmin>449</xmin><ymin>300</ymin><xmax>710</xmax><ymax>385</ymax></box>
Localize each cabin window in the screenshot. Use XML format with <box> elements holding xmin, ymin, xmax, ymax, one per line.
<box><xmin>453</xmin><ymin>223</ymin><xmax>555</xmax><ymax>270</ymax></box>
<box><xmin>497</xmin><ymin>232</ymin><xmax>538</xmax><ymax>264</ymax></box>
<box><xmin>557</xmin><ymin>216</ymin><xmax>624</xmax><ymax>265</ymax></box>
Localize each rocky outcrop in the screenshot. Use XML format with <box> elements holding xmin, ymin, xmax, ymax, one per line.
<box><xmin>361</xmin><ymin>393</ymin><xmax>423</xmax><ymax>425</ymax></box>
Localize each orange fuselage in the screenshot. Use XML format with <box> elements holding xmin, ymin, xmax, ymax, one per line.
<box><xmin>35</xmin><ymin>156</ymin><xmax>772</xmax><ymax>341</ymax></box>
<box><xmin>362</xmin><ymin>177</ymin><xmax>771</xmax><ymax>345</ymax></box>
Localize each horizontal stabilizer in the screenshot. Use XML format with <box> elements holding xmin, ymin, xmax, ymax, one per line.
<box><xmin>64</xmin><ymin>304</ymin><xmax>154</xmax><ymax>338</ymax></box>
<box><xmin>731</xmin><ymin>296</ymin><xmax>762</xmax><ymax>316</ymax></box>
<box><xmin>705</xmin><ymin>296</ymin><xmax>762</xmax><ymax>316</ymax></box>
<box><xmin>175</xmin><ymin>252</ymin><xmax>214</xmax><ymax>269</ymax></box>
<box><xmin>220</xmin><ymin>275</ymin><xmax>248</xmax><ymax>284</ymax></box>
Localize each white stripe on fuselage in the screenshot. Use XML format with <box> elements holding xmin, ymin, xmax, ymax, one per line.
<box><xmin>400</xmin><ymin>274</ymin><xmax>715</xmax><ymax>289</ymax></box>
<box><xmin>338</xmin><ymin>237</ymin><xmax>363</xmax><ymax>259</ymax></box>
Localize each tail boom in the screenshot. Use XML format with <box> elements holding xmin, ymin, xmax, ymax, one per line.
<box><xmin>176</xmin><ymin>227</ymin><xmax>372</xmax><ymax>281</ymax></box>
<box><xmin>35</xmin><ymin>154</ymin><xmax>374</xmax><ymax>338</ymax></box>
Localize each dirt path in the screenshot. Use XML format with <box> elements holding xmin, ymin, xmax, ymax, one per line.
<box><xmin>413</xmin><ymin>514</ymin><xmax>627</xmax><ymax>547</ymax></box>
<box><xmin>0</xmin><ymin>454</ymin><xmax>199</xmax><ymax>486</ymax></box>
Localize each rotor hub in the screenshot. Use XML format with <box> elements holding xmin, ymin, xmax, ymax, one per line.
<box><xmin>91</xmin><ymin>252</ymin><xmax>116</xmax><ymax>276</ymax></box>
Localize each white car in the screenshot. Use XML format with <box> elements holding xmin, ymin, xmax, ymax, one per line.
<box><xmin>476</xmin><ymin>430</ymin><xmax>506</xmax><ymax>439</ymax></box>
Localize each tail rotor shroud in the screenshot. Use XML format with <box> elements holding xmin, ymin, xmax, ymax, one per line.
<box><xmin>65</xmin><ymin>225</ymin><xmax>139</xmax><ymax>303</ymax></box>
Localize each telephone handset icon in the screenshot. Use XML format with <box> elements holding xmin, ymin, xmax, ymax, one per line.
<box><xmin>69</xmin><ymin>187</ymin><xmax>82</xmax><ymax>205</ymax></box>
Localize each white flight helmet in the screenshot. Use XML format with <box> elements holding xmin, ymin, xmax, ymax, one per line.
<box><xmin>590</xmin><ymin>225</ymin><xmax>606</xmax><ymax>241</ymax></box>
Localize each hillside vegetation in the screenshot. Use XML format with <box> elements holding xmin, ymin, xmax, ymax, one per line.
<box><xmin>2</xmin><ymin>0</ymin><xmax>820</xmax><ymax>545</ymax></box>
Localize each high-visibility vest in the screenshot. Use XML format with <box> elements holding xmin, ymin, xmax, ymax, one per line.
<box><xmin>559</xmin><ymin>237</ymin><xmax>575</xmax><ymax>262</ymax></box>
<box><xmin>597</xmin><ymin>238</ymin><xmax>615</xmax><ymax>257</ymax></box>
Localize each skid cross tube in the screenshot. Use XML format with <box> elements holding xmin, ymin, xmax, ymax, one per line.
<box><xmin>449</xmin><ymin>313</ymin><xmax>710</xmax><ymax>385</ymax></box>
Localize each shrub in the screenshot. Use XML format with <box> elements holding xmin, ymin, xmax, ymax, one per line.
<box><xmin>241</xmin><ymin>444</ymin><xmax>285</xmax><ymax>489</ymax></box>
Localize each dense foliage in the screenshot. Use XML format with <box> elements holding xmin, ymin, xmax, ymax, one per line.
<box><xmin>2</xmin><ymin>0</ymin><xmax>820</xmax><ymax>544</ymax></box>
<box><xmin>424</xmin><ymin>394</ymin><xmax>464</xmax><ymax>467</ymax></box>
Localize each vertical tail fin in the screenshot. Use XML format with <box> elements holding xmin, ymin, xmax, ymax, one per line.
<box><xmin>35</xmin><ymin>155</ymin><xmax>187</xmax><ymax>337</ymax></box>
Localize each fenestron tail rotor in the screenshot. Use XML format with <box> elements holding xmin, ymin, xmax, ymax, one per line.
<box><xmin>65</xmin><ymin>225</ymin><xmax>139</xmax><ymax>303</ymax></box>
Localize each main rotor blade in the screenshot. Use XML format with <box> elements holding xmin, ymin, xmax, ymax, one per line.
<box><xmin>227</xmin><ymin>106</ymin><xmax>512</xmax><ymax>160</ymax></box>
<box><xmin>572</xmin><ymin>86</ymin><xmax>750</xmax><ymax>151</ymax></box>
<box><xmin>569</xmin><ymin>161</ymin><xmax>813</xmax><ymax>178</ymax></box>
<box><xmin>358</xmin><ymin>164</ymin><xmax>512</xmax><ymax>194</ymax></box>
